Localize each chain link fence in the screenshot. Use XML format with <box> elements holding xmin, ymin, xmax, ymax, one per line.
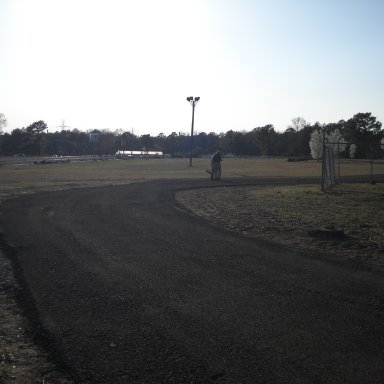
<box><xmin>322</xmin><ymin>143</ymin><xmax>384</xmax><ymax>190</ymax></box>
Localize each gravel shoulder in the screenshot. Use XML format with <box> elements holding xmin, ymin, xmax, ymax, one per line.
<box><xmin>0</xmin><ymin>248</ymin><xmax>74</xmax><ymax>383</ymax></box>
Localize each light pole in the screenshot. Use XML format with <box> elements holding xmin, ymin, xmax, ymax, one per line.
<box><xmin>186</xmin><ymin>96</ymin><xmax>200</xmax><ymax>167</ymax></box>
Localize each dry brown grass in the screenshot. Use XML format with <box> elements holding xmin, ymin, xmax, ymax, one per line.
<box><xmin>176</xmin><ymin>183</ymin><xmax>384</xmax><ymax>270</ymax></box>
<box><xmin>1</xmin><ymin>156</ymin><xmax>381</xmax><ymax>198</ymax></box>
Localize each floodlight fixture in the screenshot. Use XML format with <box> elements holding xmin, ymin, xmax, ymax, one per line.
<box><xmin>186</xmin><ymin>96</ymin><xmax>200</xmax><ymax>167</ymax></box>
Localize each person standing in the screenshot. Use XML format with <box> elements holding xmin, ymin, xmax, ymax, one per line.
<box><xmin>211</xmin><ymin>151</ymin><xmax>222</xmax><ymax>180</ymax></box>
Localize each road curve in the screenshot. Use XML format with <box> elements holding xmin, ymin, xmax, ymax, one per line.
<box><xmin>1</xmin><ymin>178</ymin><xmax>384</xmax><ymax>384</ymax></box>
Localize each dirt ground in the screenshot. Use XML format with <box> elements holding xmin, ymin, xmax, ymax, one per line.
<box><xmin>1</xmin><ymin>181</ymin><xmax>383</xmax><ymax>383</ymax></box>
<box><xmin>0</xmin><ymin>249</ymin><xmax>73</xmax><ymax>384</ymax></box>
<box><xmin>175</xmin><ymin>184</ymin><xmax>384</xmax><ymax>272</ymax></box>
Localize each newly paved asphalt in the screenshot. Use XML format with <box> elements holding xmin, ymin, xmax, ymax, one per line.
<box><xmin>1</xmin><ymin>178</ymin><xmax>384</xmax><ymax>383</ymax></box>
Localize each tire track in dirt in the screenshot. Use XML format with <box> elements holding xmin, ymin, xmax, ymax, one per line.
<box><xmin>1</xmin><ymin>178</ymin><xmax>384</xmax><ymax>383</ymax></box>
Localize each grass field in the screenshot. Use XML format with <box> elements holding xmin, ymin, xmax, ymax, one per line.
<box><xmin>1</xmin><ymin>156</ymin><xmax>383</xmax><ymax>197</ymax></box>
<box><xmin>0</xmin><ymin>157</ymin><xmax>308</xmax><ymax>196</ymax></box>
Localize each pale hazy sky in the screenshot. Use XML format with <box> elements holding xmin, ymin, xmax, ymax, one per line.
<box><xmin>1</xmin><ymin>0</ymin><xmax>383</xmax><ymax>135</ymax></box>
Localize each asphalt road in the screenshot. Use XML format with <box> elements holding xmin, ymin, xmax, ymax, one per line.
<box><xmin>1</xmin><ymin>178</ymin><xmax>384</xmax><ymax>384</ymax></box>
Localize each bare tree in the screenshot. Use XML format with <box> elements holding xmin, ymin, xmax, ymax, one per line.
<box><xmin>288</xmin><ymin>117</ymin><xmax>307</xmax><ymax>132</ymax></box>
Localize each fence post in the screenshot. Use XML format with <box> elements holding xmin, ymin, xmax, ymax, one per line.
<box><xmin>321</xmin><ymin>129</ymin><xmax>326</xmax><ymax>191</ymax></box>
<box><xmin>370</xmin><ymin>158</ymin><xmax>373</xmax><ymax>184</ymax></box>
<box><xmin>338</xmin><ymin>143</ymin><xmax>341</xmax><ymax>184</ymax></box>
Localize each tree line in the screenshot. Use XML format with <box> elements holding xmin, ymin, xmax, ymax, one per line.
<box><xmin>0</xmin><ymin>112</ymin><xmax>383</xmax><ymax>159</ymax></box>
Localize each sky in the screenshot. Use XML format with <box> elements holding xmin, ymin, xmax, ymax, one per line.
<box><xmin>0</xmin><ymin>0</ymin><xmax>383</xmax><ymax>136</ymax></box>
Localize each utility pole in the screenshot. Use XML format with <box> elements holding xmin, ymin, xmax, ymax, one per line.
<box><xmin>186</xmin><ymin>96</ymin><xmax>200</xmax><ymax>167</ymax></box>
<box><xmin>57</xmin><ymin>119</ymin><xmax>70</xmax><ymax>131</ymax></box>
